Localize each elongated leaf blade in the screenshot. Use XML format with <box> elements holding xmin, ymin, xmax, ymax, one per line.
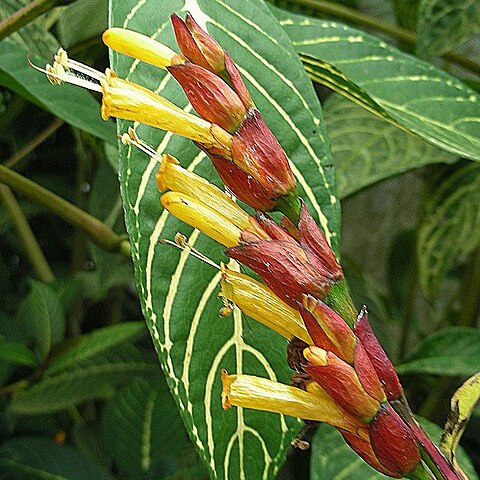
<box><xmin>16</xmin><ymin>280</ymin><xmax>65</xmax><ymax>360</ymax></box>
<box><xmin>324</xmin><ymin>94</ymin><xmax>457</xmax><ymax>197</ymax></box>
<box><xmin>102</xmin><ymin>377</ymin><xmax>201</xmax><ymax>479</ymax></box>
<box><xmin>272</xmin><ymin>7</ymin><xmax>480</xmax><ymax>161</ymax></box>
<box><xmin>397</xmin><ymin>327</ymin><xmax>480</xmax><ymax>376</ymax></box>
<box><xmin>417</xmin><ymin>0</ymin><xmax>480</xmax><ymax>59</ymax></box>
<box><xmin>9</xmin><ymin>345</ymin><xmax>158</xmax><ymax>414</ymax></box>
<box><xmin>46</xmin><ymin>322</ymin><xmax>146</xmax><ymax>375</ymax></box>
<box><xmin>0</xmin><ymin>436</ymin><xmax>115</xmax><ymax>480</ymax></box>
<box><xmin>417</xmin><ymin>163</ymin><xmax>480</xmax><ymax>297</ymax></box>
<box><xmin>109</xmin><ymin>0</ymin><xmax>339</xmax><ymax>478</ymax></box>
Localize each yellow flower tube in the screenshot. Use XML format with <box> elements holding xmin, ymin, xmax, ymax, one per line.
<box><xmin>220</xmin><ymin>266</ymin><xmax>312</xmax><ymax>344</ymax></box>
<box><xmin>100</xmin><ymin>69</ymin><xmax>232</xmax><ymax>153</ymax></box>
<box><xmin>103</xmin><ymin>28</ymin><xmax>186</xmax><ymax>69</ymax></box>
<box><xmin>221</xmin><ymin>370</ymin><xmax>364</xmax><ymax>435</ymax></box>
<box><xmin>160</xmin><ymin>191</ymin><xmax>242</xmax><ymax>248</ymax></box>
<box><xmin>157</xmin><ymin>154</ymin><xmax>250</xmax><ymax>231</ymax></box>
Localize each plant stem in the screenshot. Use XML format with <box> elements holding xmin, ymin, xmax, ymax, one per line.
<box><xmin>278</xmin><ymin>0</ymin><xmax>480</xmax><ymax>76</ymax></box>
<box><xmin>0</xmin><ymin>184</ymin><xmax>55</xmax><ymax>283</ymax></box>
<box><xmin>4</xmin><ymin>119</ymin><xmax>64</xmax><ymax>168</ymax></box>
<box><xmin>0</xmin><ymin>0</ymin><xmax>58</xmax><ymax>41</ymax></box>
<box><xmin>0</xmin><ymin>164</ymin><xmax>129</xmax><ymax>256</ymax></box>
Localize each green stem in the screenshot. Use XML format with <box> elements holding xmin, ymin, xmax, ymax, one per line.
<box><xmin>4</xmin><ymin>119</ymin><xmax>64</xmax><ymax>168</ymax></box>
<box><xmin>0</xmin><ymin>0</ymin><xmax>63</xmax><ymax>41</ymax></box>
<box><xmin>278</xmin><ymin>0</ymin><xmax>480</xmax><ymax>76</ymax></box>
<box><xmin>0</xmin><ymin>164</ymin><xmax>129</xmax><ymax>256</ymax></box>
<box><xmin>0</xmin><ymin>185</ymin><xmax>55</xmax><ymax>283</ymax></box>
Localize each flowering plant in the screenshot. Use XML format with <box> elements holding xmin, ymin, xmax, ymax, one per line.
<box><xmin>0</xmin><ymin>0</ymin><xmax>479</xmax><ymax>479</ymax></box>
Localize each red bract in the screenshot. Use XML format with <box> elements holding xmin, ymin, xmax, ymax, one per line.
<box><xmin>171</xmin><ymin>13</ymin><xmax>253</xmax><ymax>108</ymax></box>
<box><xmin>231</xmin><ymin>109</ymin><xmax>297</xmax><ymax>198</ymax></box>
<box><xmin>168</xmin><ymin>63</ymin><xmax>246</xmax><ymax>133</ymax></box>
<box><xmin>227</xmin><ymin>203</ymin><xmax>341</xmax><ymax>307</ymax></box>
<box><xmin>370</xmin><ymin>404</ymin><xmax>421</xmax><ymax>476</ymax></box>
<box><xmin>354</xmin><ymin>306</ymin><xmax>403</xmax><ymax>401</ymax></box>
<box><xmin>340</xmin><ymin>430</ymin><xmax>401</xmax><ymax>478</ymax></box>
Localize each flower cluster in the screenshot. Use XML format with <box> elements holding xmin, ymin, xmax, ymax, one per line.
<box><xmin>39</xmin><ymin>13</ymin><xmax>465</xmax><ymax>480</ymax></box>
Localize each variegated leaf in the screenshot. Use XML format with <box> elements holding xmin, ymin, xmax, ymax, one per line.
<box><xmin>271</xmin><ymin>6</ymin><xmax>480</xmax><ymax>161</ymax></box>
<box><xmin>109</xmin><ymin>0</ymin><xmax>339</xmax><ymax>478</ymax></box>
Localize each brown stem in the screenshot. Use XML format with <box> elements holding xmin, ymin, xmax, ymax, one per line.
<box><xmin>0</xmin><ymin>164</ymin><xmax>129</xmax><ymax>255</ymax></box>
<box><xmin>4</xmin><ymin>119</ymin><xmax>64</xmax><ymax>168</ymax></box>
<box><xmin>0</xmin><ymin>185</ymin><xmax>55</xmax><ymax>283</ymax></box>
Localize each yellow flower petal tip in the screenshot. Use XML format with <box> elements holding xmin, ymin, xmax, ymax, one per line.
<box><xmin>102</xmin><ymin>27</ymin><xmax>186</xmax><ymax>69</ymax></box>
<box><xmin>303</xmin><ymin>346</ymin><xmax>328</xmax><ymax>365</ymax></box>
<box><xmin>156</xmin><ymin>154</ymin><xmax>180</xmax><ymax>192</ymax></box>
<box><xmin>221</xmin><ymin>369</ymin><xmax>233</xmax><ymax>410</ymax></box>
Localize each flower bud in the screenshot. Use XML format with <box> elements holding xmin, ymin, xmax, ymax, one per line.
<box><xmin>370</xmin><ymin>404</ymin><xmax>422</xmax><ymax>476</ymax></box>
<box><xmin>171</xmin><ymin>13</ymin><xmax>225</xmax><ymax>73</ymax></box>
<box><xmin>171</xmin><ymin>13</ymin><xmax>253</xmax><ymax>108</ymax></box>
<box><xmin>354</xmin><ymin>306</ymin><xmax>403</xmax><ymax>401</ymax></box>
<box><xmin>168</xmin><ymin>63</ymin><xmax>247</xmax><ymax>133</ymax></box>
<box><xmin>340</xmin><ymin>430</ymin><xmax>401</xmax><ymax>478</ymax></box>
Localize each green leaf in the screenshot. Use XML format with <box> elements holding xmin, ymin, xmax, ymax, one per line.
<box><xmin>310</xmin><ymin>420</ymin><xmax>478</xmax><ymax>480</ymax></box>
<box><xmin>102</xmin><ymin>377</ymin><xmax>200</xmax><ymax>479</ymax></box>
<box><xmin>9</xmin><ymin>345</ymin><xmax>158</xmax><ymax>414</ymax></box>
<box><xmin>0</xmin><ymin>0</ymin><xmax>59</xmax><ymax>56</ymax></box>
<box><xmin>46</xmin><ymin>321</ymin><xmax>146</xmax><ymax>375</ymax></box>
<box><xmin>0</xmin><ymin>436</ymin><xmax>115</xmax><ymax>480</ymax></box>
<box><xmin>396</xmin><ymin>327</ymin><xmax>480</xmax><ymax>376</ymax></box>
<box><xmin>416</xmin><ymin>0</ymin><xmax>480</xmax><ymax>59</ymax></box>
<box><xmin>16</xmin><ymin>280</ymin><xmax>65</xmax><ymax>360</ymax></box>
<box><xmin>56</xmin><ymin>0</ymin><xmax>108</xmax><ymax>48</ymax></box>
<box><xmin>418</xmin><ymin>417</ymin><xmax>478</xmax><ymax>480</ymax></box>
<box><xmin>0</xmin><ymin>41</ymin><xmax>116</xmax><ymax>143</ymax></box>
<box><xmin>110</xmin><ymin>0</ymin><xmax>338</xmax><ymax>478</ymax></box>
<box><xmin>441</xmin><ymin>372</ymin><xmax>480</xmax><ymax>468</ymax></box>
<box><xmin>417</xmin><ymin>163</ymin><xmax>480</xmax><ymax>297</ymax></box>
<box><xmin>272</xmin><ymin>7</ymin><xmax>480</xmax><ymax>161</ymax></box>
<box><xmin>0</xmin><ymin>340</ymin><xmax>37</xmax><ymax>367</ymax></box>
<box><xmin>324</xmin><ymin>94</ymin><xmax>457</xmax><ymax>198</ymax></box>
<box><xmin>310</xmin><ymin>423</ymin><xmax>390</xmax><ymax>479</ymax></box>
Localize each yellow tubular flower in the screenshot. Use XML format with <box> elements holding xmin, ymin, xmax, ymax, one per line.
<box><xmin>100</xmin><ymin>69</ymin><xmax>233</xmax><ymax>153</ymax></box>
<box><xmin>157</xmin><ymin>154</ymin><xmax>250</xmax><ymax>230</ymax></box>
<box><xmin>221</xmin><ymin>370</ymin><xmax>364</xmax><ymax>435</ymax></box>
<box><xmin>161</xmin><ymin>191</ymin><xmax>242</xmax><ymax>248</ymax></box>
<box><xmin>103</xmin><ymin>28</ymin><xmax>186</xmax><ymax>69</ymax></box>
<box><xmin>220</xmin><ymin>266</ymin><xmax>312</xmax><ymax>344</ymax></box>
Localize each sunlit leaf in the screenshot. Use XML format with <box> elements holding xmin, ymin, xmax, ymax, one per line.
<box><xmin>9</xmin><ymin>345</ymin><xmax>158</xmax><ymax>414</ymax></box>
<box><xmin>441</xmin><ymin>372</ymin><xmax>480</xmax><ymax>469</ymax></box>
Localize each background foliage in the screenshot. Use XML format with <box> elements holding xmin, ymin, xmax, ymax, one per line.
<box><xmin>0</xmin><ymin>0</ymin><xmax>479</xmax><ymax>479</ymax></box>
